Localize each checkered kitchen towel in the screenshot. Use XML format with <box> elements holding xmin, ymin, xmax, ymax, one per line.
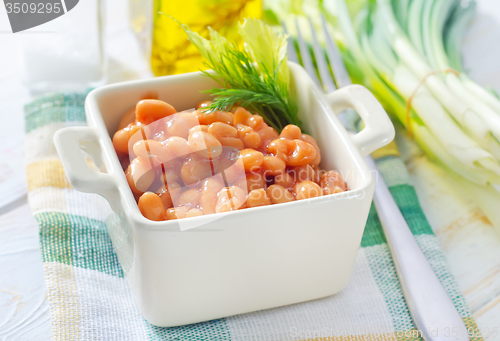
<box><xmin>25</xmin><ymin>92</ymin><xmax>482</xmax><ymax>340</ymax></box>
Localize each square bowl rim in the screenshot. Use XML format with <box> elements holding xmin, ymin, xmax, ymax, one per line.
<box><xmin>84</xmin><ymin>63</ymin><xmax>374</xmax><ymax>231</ymax></box>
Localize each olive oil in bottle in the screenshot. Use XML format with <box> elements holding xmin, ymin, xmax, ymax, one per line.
<box><xmin>139</xmin><ymin>0</ymin><xmax>262</xmax><ymax>76</ymax></box>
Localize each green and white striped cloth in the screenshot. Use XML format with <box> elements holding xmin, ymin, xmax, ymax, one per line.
<box><xmin>25</xmin><ymin>92</ymin><xmax>482</xmax><ymax>340</ymax></box>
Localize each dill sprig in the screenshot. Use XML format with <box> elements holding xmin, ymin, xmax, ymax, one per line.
<box><xmin>168</xmin><ymin>15</ymin><xmax>300</xmax><ymax>132</ymax></box>
<box><xmin>201</xmin><ymin>48</ymin><xmax>299</xmax><ymax>131</ymax></box>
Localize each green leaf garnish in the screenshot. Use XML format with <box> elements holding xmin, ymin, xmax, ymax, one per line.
<box><xmin>166</xmin><ymin>15</ymin><xmax>300</xmax><ymax>131</ymax></box>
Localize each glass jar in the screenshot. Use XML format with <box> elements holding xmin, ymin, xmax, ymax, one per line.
<box><xmin>21</xmin><ymin>0</ymin><xmax>106</xmax><ymax>94</ymax></box>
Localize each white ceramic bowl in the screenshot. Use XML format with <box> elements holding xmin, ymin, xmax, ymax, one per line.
<box><xmin>54</xmin><ymin>62</ymin><xmax>394</xmax><ymax>327</ymax></box>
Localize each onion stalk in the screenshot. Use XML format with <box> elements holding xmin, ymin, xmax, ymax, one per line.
<box><xmin>334</xmin><ymin>0</ymin><xmax>500</xmax><ymax>186</ymax></box>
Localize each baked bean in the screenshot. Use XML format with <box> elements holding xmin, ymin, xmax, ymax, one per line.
<box><xmin>320</xmin><ymin>170</ymin><xmax>347</xmax><ymax>195</ymax></box>
<box><xmin>215</xmin><ymin>143</ymin><xmax>238</xmax><ymax>163</ymax></box>
<box><xmin>113</xmin><ymin>129</ymin><xmax>130</xmax><ymax>154</ymax></box>
<box><xmin>266</xmin><ymin>139</ymin><xmax>288</xmax><ymax>161</ymax></box>
<box><xmin>274</xmin><ymin>172</ymin><xmax>295</xmax><ymax>189</ymax></box>
<box><xmin>233</xmin><ymin>107</ymin><xmax>252</xmax><ymax>125</ymax></box>
<box><xmin>164</xmin><ymin>112</ymin><xmax>199</xmax><ymax>139</ymax></box>
<box><xmin>156</xmin><ymin>186</ymin><xmax>174</xmax><ymax>209</ymax></box>
<box><xmin>289</xmin><ymin>164</ymin><xmax>315</xmax><ymax>182</ymax></box>
<box><xmin>212</xmin><ymin>146</ymin><xmax>239</xmax><ymax>170</ymax></box>
<box><xmin>257</xmin><ymin>126</ymin><xmax>279</xmax><ymax>149</ymax></box>
<box><xmin>136</xmin><ymin>99</ymin><xmax>177</xmax><ymax>125</ymax></box>
<box><xmin>162</xmin><ymin>136</ymin><xmax>191</xmax><ymax>159</ymax></box>
<box><xmin>280</xmin><ymin>124</ymin><xmax>302</xmax><ymax>140</ymax></box>
<box><xmin>236</xmin><ymin>124</ymin><xmax>262</xmax><ymax>149</ymax></box>
<box><xmin>132</xmin><ymin>139</ymin><xmax>153</xmax><ymax>159</ymax></box>
<box><xmin>180</xmin><ymin>154</ymin><xmax>213</xmax><ymax>185</ymax></box>
<box><xmin>200</xmin><ymin>178</ymin><xmax>225</xmax><ymax>214</ymax></box>
<box><xmin>246</xmin><ymin>115</ymin><xmax>265</xmax><ymax>130</ymax></box>
<box><xmin>132</xmin><ymin>139</ymin><xmax>170</xmax><ymax>164</ymax></box>
<box><xmin>293</xmin><ymin>181</ymin><xmax>323</xmax><ymax>200</ymax></box>
<box><xmin>239</xmin><ymin>148</ymin><xmax>264</xmax><ymax>172</ymax></box>
<box><xmin>197</xmin><ymin>110</ymin><xmax>233</xmax><ymax>125</ymax></box>
<box><xmin>196</xmin><ymin>100</ymin><xmax>213</xmax><ymax>110</ymax></box>
<box><xmin>313</xmin><ymin>168</ymin><xmax>322</xmax><ymax>184</ymax></box>
<box><xmin>246</xmin><ymin>189</ymin><xmax>272</xmax><ymax>208</ymax></box>
<box><xmin>208</xmin><ymin>122</ymin><xmax>238</xmax><ymax>138</ymax></box>
<box><xmin>127</xmin><ymin>157</ymin><xmax>156</xmax><ymax>194</ymax></box>
<box><xmin>220</xmin><ymin>161</ymin><xmax>246</xmax><ymax>187</ymax></box>
<box><xmin>261</xmin><ymin>156</ymin><xmax>286</xmax><ymax>176</ymax></box>
<box><xmin>159</xmin><ymin>168</ymin><xmax>179</xmax><ymax>184</ymax></box>
<box><xmin>267</xmin><ymin>184</ymin><xmax>295</xmax><ymax>204</ymax></box>
<box><xmin>301</xmin><ymin>134</ymin><xmax>321</xmax><ymax>166</ymax></box>
<box><xmin>224</xmin><ymin>181</ymin><xmax>242</xmax><ymax>196</ymax></box>
<box><xmin>141</xmin><ymin>119</ymin><xmax>171</xmax><ymax>142</ymax></box>
<box><xmin>126</xmin><ymin>165</ymin><xmax>141</xmax><ymax>195</ymax></box>
<box><xmin>286</xmin><ymin>140</ymin><xmax>317</xmax><ymax>166</ymax></box>
<box><xmin>138</xmin><ymin>192</ymin><xmax>166</xmax><ymax>221</ymax></box>
<box><xmin>230</xmin><ymin>176</ymin><xmax>249</xmax><ymax>196</ymax></box>
<box><xmin>235</xmin><ymin>124</ymin><xmax>250</xmax><ymax>136</ymax></box>
<box><xmin>189</xmin><ymin>125</ymin><xmax>208</xmax><ymax>134</ymax></box>
<box><xmin>127</xmin><ymin>125</ymin><xmax>146</xmax><ymax>152</ymax></box>
<box><xmin>186</xmin><ymin>208</ymin><xmax>204</xmax><ymax>218</ymax></box>
<box><xmin>166</xmin><ymin>206</ymin><xmax>190</xmax><ymax>220</ymax></box>
<box><xmin>166</xmin><ymin>207</ymin><xmax>203</xmax><ymax>220</ymax></box>
<box><xmin>159</xmin><ymin>159</ymin><xmax>182</xmax><ymax>177</ymax></box>
<box><xmin>218</xmin><ymin>136</ymin><xmax>245</xmax><ymax>150</ymax></box>
<box><xmin>215</xmin><ymin>186</ymin><xmax>247</xmax><ymax>213</ymax></box>
<box><xmin>243</xmin><ymin>133</ymin><xmax>261</xmax><ymax>149</ymax></box>
<box><xmin>314</xmin><ymin>165</ymin><xmax>326</xmax><ymax>183</ymax></box>
<box><xmin>156</xmin><ymin>182</ymin><xmax>182</xmax><ymax>209</ymax></box>
<box><xmin>164</xmin><ymin>182</ymin><xmax>182</xmax><ymax>200</ymax></box>
<box><xmin>246</xmin><ymin>172</ymin><xmax>266</xmax><ymax>191</ymax></box>
<box><xmin>118</xmin><ymin>107</ymin><xmax>136</xmax><ymax>130</ymax></box>
<box><xmin>176</xmin><ymin>188</ymin><xmax>202</xmax><ymax>207</ymax></box>
<box><xmin>188</xmin><ymin>131</ymin><xmax>223</xmax><ymax>159</ymax></box>
<box><xmin>112</xmin><ymin>123</ymin><xmax>142</xmax><ymax>154</ymax></box>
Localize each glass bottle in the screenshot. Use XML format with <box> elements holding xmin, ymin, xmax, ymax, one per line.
<box><xmin>130</xmin><ymin>0</ymin><xmax>262</xmax><ymax>76</ymax></box>
<box><xmin>21</xmin><ymin>0</ymin><xmax>106</xmax><ymax>94</ymax></box>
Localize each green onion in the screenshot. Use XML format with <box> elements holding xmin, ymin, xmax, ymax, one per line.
<box><xmin>335</xmin><ymin>0</ymin><xmax>500</xmax><ymax>185</ymax></box>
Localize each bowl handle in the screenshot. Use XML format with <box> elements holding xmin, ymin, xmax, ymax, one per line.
<box><xmin>54</xmin><ymin>126</ymin><xmax>121</xmax><ymax>212</ymax></box>
<box><xmin>326</xmin><ymin>84</ymin><xmax>395</xmax><ymax>157</ymax></box>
